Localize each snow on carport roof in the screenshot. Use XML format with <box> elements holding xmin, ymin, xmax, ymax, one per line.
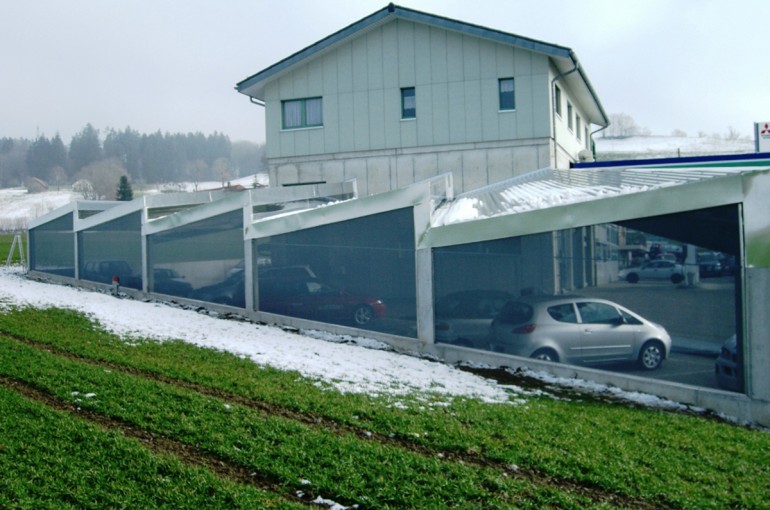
<box><xmin>432</xmin><ymin>166</ymin><xmax>752</xmax><ymax>227</ymax></box>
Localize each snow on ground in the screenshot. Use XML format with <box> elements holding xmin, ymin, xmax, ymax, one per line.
<box><xmin>595</xmin><ymin>135</ymin><xmax>753</xmax><ymax>156</ymax></box>
<box><xmin>0</xmin><ymin>266</ymin><xmax>735</xmax><ymax>422</ymax></box>
<box><xmin>0</xmin><ymin>268</ymin><xmax>515</xmax><ymax>404</ymax></box>
<box><xmin>0</xmin><ymin>188</ymin><xmax>81</xmax><ymax>231</ymax></box>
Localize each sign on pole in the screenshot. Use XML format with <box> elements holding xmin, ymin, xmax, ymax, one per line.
<box><xmin>755</xmin><ymin>122</ymin><xmax>770</xmax><ymax>152</ymax></box>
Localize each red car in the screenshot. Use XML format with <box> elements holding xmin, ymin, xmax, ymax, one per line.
<box><xmin>259</xmin><ymin>278</ymin><xmax>386</xmax><ymax>326</ymax></box>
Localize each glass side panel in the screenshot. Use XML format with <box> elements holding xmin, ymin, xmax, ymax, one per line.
<box><xmin>433</xmin><ymin>205</ymin><xmax>742</xmax><ymax>393</ymax></box>
<box><xmin>29</xmin><ymin>214</ymin><xmax>75</xmax><ymax>277</ymax></box>
<box><xmin>255</xmin><ymin>207</ymin><xmax>416</xmax><ymax>337</ymax></box>
<box><xmin>148</xmin><ymin>209</ymin><xmax>244</xmax><ymax>305</ymax></box>
<box><xmin>78</xmin><ymin>212</ymin><xmax>143</xmax><ymax>290</ymax></box>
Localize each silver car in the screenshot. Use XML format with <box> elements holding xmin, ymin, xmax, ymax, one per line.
<box><xmin>434</xmin><ymin>290</ymin><xmax>514</xmax><ymax>346</ymax></box>
<box><xmin>489</xmin><ymin>295</ymin><xmax>671</xmax><ymax>370</ymax></box>
<box><xmin>618</xmin><ymin>260</ymin><xmax>684</xmax><ymax>284</ymax></box>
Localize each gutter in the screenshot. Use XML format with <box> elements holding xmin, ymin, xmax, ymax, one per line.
<box><xmin>551</xmin><ymin>64</ymin><xmax>579</xmax><ymax>161</ymax></box>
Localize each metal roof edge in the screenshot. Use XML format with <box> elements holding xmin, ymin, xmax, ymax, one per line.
<box><xmin>245</xmin><ymin>174</ymin><xmax>441</xmax><ymax>239</ymax></box>
<box><xmin>573</xmin><ymin>152</ymin><xmax>770</xmax><ymax>170</ymax></box>
<box><xmin>236</xmin><ymin>5</ymin><xmax>393</xmax><ymax>96</ymax></box>
<box><xmin>236</xmin><ymin>3</ymin><xmax>579</xmax><ymax>99</ymax></box>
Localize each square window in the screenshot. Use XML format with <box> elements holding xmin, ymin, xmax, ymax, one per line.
<box><xmin>282</xmin><ymin>97</ymin><xmax>323</xmax><ymax>129</ymax></box>
<box><xmin>401</xmin><ymin>87</ymin><xmax>416</xmax><ymax>119</ymax></box>
<box><xmin>499</xmin><ymin>78</ymin><xmax>515</xmax><ymax>111</ymax></box>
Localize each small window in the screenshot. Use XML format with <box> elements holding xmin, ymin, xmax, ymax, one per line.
<box><xmin>499</xmin><ymin>78</ymin><xmax>515</xmax><ymax>111</ymax></box>
<box><xmin>554</xmin><ymin>85</ymin><xmax>562</xmax><ymax>116</ymax></box>
<box><xmin>577</xmin><ymin>302</ymin><xmax>621</xmax><ymax>325</ymax></box>
<box><xmin>548</xmin><ymin>303</ymin><xmax>577</xmax><ymax>323</ymax></box>
<box><xmin>282</xmin><ymin>97</ymin><xmax>323</xmax><ymax>129</ymax></box>
<box><xmin>567</xmin><ymin>102</ymin><xmax>574</xmax><ymax>130</ymax></box>
<box><xmin>585</xmin><ymin>127</ymin><xmax>590</xmax><ymax>149</ymax></box>
<box><xmin>401</xmin><ymin>87</ymin><xmax>415</xmax><ymax>119</ymax></box>
<box><xmin>576</xmin><ymin>115</ymin><xmax>582</xmax><ymax>140</ymax></box>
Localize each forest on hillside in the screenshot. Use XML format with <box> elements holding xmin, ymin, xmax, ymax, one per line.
<box><xmin>0</xmin><ymin>124</ymin><xmax>266</xmax><ymax>199</ymax></box>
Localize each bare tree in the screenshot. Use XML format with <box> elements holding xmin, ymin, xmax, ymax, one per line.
<box><xmin>726</xmin><ymin>126</ymin><xmax>741</xmax><ymax>141</ymax></box>
<box><xmin>72</xmin><ymin>179</ymin><xmax>97</xmax><ymax>200</ymax></box>
<box><xmin>74</xmin><ymin>158</ymin><xmax>127</xmax><ymax>200</ymax></box>
<box><xmin>185</xmin><ymin>159</ymin><xmax>209</xmax><ymax>192</ymax></box>
<box><xmin>213</xmin><ymin>157</ymin><xmax>232</xmax><ymax>187</ymax></box>
<box><xmin>604</xmin><ymin>113</ymin><xmax>642</xmax><ymax>138</ymax></box>
<box><xmin>48</xmin><ymin>165</ymin><xmax>68</xmax><ymax>191</ymax></box>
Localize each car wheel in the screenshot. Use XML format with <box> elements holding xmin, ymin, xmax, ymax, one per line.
<box><xmin>531</xmin><ymin>348</ymin><xmax>559</xmax><ymax>363</ymax></box>
<box><xmin>671</xmin><ymin>273</ymin><xmax>684</xmax><ymax>284</ymax></box>
<box><xmin>626</xmin><ymin>273</ymin><xmax>639</xmax><ymax>284</ymax></box>
<box><xmin>352</xmin><ymin>304</ymin><xmax>374</xmax><ymax>326</ymax></box>
<box><xmin>638</xmin><ymin>340</ymin><xmax>664</xmax><ymax>370</ymax></box>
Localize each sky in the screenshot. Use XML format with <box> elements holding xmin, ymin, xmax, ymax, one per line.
<box><xmin>2</xmin><ymin>0</ymin><xmax>769</xmax><ymax>145</ymax></box>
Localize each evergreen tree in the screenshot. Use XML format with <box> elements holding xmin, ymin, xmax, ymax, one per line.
<box><xmin>69</xmin><ymin>124</ymin><xmax>102</xmax><ymax>177</ymax></box>
<box><xmin>116</xmin><ymin>175</ymin><xmax>134</xmax><ymax>201</ymax></box>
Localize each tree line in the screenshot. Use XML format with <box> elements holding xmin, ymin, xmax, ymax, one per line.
<box><xmin>0</xmin><ymin>124</ymin><xmax>266</xmax><ymax>199</ymax></box>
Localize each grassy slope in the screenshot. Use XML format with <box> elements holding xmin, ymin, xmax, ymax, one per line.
<box><xmin>0</xmin><ymin>306</ymin><xmax>768</xmax><ymax>509</ymax></box>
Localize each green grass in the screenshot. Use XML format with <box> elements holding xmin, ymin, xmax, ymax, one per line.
<box><xmin>0</xmin><ymin>233</ymin><xmax>23</xmax><ymax>264</ymax></box>
<box><xmin>1</xmin><ymin>306</ymin><xmax>769</xmax><ymax>508</ymax></box>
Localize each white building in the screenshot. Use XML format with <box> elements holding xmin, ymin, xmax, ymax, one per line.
<box><xmin>236</xmin><ymin>3</ymin><xmax>608</xmax><ymax>195</ymax></box>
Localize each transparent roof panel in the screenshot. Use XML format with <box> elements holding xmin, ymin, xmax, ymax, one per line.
<box><xmin>433</xmin><ymin>166</ymin><xmax>750</xmax><ymax>226</ymax></box>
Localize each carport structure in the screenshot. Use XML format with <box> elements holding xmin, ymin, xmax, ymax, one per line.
<box><xmin>419</xmin><ymin>162</ymin><xmax>769</xmax><ymax>426</ymax></box>
<box><xmin>26</xmin><ymin>162</ymin><xmax>770</xmax><ymax>426</ymax></box>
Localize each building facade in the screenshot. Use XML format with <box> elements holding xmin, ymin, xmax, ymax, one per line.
<box><xmin>237</xmin><ymin>4</ymin><xmax>608</xmax><ymax>195</ymax></box>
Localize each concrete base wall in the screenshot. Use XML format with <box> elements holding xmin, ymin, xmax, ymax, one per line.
<box><xmin>269</xmin><ymin>138</ymin><xmax>556</xmax><ymax>195</ymax></box>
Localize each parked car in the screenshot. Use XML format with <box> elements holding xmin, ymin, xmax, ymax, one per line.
<box><xmin>618</xmin><ymin>260</ymin><xmax>684</xmax><ymax>284</ymax></box>
<box><xmin>152</xmin><ymin>268</ymin><xmax>193</xmax><ymax>297</ymax></box>
<box><xmin>715</xmin><ymin>334</ymin><xmax>742</xmax><ymax>392</ymax></box>
<box><xmin>697</xmin><ymin>252</ymin><xmax>723</xmax><ymax>277</ymax></box>
<box><xmin>192</xmin><ymin>270</ymin><xmax>245</xmax><ymax>307</ymax></box>
<box><xmin>434</xmin><ymin>290</ymin><xmax>514</xmax><ymax>347</ymax></box>
<box><xmin>489</xmin><ymin>295</ymin><xmax>671</xmax><ymax>370</ymax></box>
<box><xmin>260</xmin><ymin>278</ymin><xmax>385</xmax><ymax>326</ymax></box>
<box><xmin>258</xmin><ymin>264</ymin><xmax>316</xmax><ymax>281</ymax></box>
<box><xmin>81</xmin><ymin>260</ymin><xmax>142</xmax><ymax>288</ymax></box>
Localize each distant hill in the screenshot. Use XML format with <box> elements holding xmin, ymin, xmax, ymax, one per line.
<box><xmin>594</xmin><ymin>135</ymin><xmax>755</xmax><ymax>162</ymax></box>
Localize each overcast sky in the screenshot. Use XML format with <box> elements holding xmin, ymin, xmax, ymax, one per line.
<box><xmin>3</xmin><ymin>0</ymin><xmax>768</xmax><ymax>145</ymax></box>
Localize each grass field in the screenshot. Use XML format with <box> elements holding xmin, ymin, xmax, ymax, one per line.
<box><xmin>0</xmin><ymin>233</ymin><xmax>24</xmax><ymax>265</ymax></box>
<box><xmin>0</xmin><ymin>306</ymin><xmax>768</xmax><ymax>509</ymax></box>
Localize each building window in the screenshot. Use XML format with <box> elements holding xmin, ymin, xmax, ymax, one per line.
<box><xmin>401</xmin><ymin>87</ymin><xmax>416</xmax><ymax>119</ymax></box>
<box><xmin>585</xmin><ymin>127</ymin><xmax>590</xmax><ymax>149</ymax></box>
<box><xmin>499</xmin><ymin>78</ymin><xmax>515</xmax><ymax>111</ymax></box>
<box><xmin>282</xmin><ymin>97</ymin><xmax>323</xmax><ymax>129</ymax></box>
<box><xmin>554</xmin><ymin>85</ymin><xmax>562</xmax><ymax>116</ymax></box>
<box><xmin>567</xmin><ymin>102</ymin><xmax>574</xmax><ymax>131</ymax></box>
<box><xmin>576</xmin><ymin>115</ymin><xmax>582</xmax><ymax>140</ymax></box>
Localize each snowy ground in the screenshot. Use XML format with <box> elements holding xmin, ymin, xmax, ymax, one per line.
<box><xmin>0</xmin><ymin>268</ymin><xmax>516</xmax><ymax>405</ymax></box>
<box><xmin>0</xmin><ymin>266</ymin><xmax>732</xmax><ymax>422</ymax></box>
<box><xmin>594</xmin><ymin>134</ymin><xmax>754</xmax><ymax>158</ymax></box>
